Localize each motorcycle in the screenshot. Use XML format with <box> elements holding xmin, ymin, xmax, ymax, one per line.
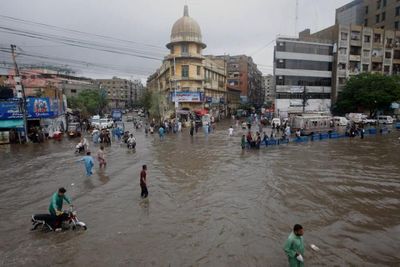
<box><xmin>31</xmin><ymin>206</ymin><xmax>87</xmax><ymax>232</ymax></box>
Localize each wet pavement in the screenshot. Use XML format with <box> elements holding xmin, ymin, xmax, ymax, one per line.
<box><xmin>0</xmin><ymin>120</ymin><xmax>399</xmax><ymax>266</ymax></box>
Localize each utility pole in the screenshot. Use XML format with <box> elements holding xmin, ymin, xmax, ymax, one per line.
<box><xmin>11</xmin><ymin>44</ymin><xmax>28</xmax><ymax>143</ymax></box>
<box><xmin>302</xmin><ymin>86</ymin><xmax>307</xmax><ymax>113</ymax></box>
<box><xmin>173</xmin><ymin>56</ymin><xmax>178</xmax><ymax>122</ymax></box>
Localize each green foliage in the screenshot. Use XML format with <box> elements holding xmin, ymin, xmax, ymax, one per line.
<box><xmin>333</xmin><ymin>73</ymin><xmax>400</xmax><ymax>116</ymax></box>
<box><xmin>67</xmin><ymin>89</ymin><xmax>108</xmax><ymax>118</ymax></box>
<box><xmin>139</xmin><ymin>89</ymin><xmax>152</xmax><ymax>111</ymax></box>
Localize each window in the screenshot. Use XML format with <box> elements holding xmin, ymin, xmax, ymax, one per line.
<box><xmin>396</xmin><ymin>21</ymin><xmax>400</xmax><ymax>29</ymax></box>
<box><xmin>385</xmin><ymin>51</ymin><xmax>391</xmax><ymax>58</ymax></box>
<box><xmin>197</xmin><ymin>66</ymin><xmax>201</xmax><ymax>76</ymax></box>
<box><xmin>396</xmin><ymin>6</ymin><xmax>400</xmax><ymax>16</ymax></box>
<box><xmin>382</xmin><ymin>12</ymin><xmax>386</xmax><ymax>21</ymax></box>
<box><xmin>364</xmin><ymin>19</ymin><xmax>368</xmax><ymax>26</ymax></box>
<box><xmin>383</xmin><ymin>0</ymin><xmax>387</xmax><ymax>7</ymax></box>
<box><xmin>339</xmin><ymin>47</ymin><xmax>347</xmax><ymax>55</ymax></box>
<box><xmin>363</xmin><ymin>50</ymin><xmax>370</xmax><ymax>57</ymax></box>
<box><xmin>181</xmin><ymin>44</ymin><xmax>188</xmax><ymax>54</ymax></box>
<box><xmin>376</xmin><ymin>14</ymin><xmax>380</xmax><ymax>23</ymax></box>
<box><xmin>341</xmin><ymin>32</ymin><xmax>348</xmax><ymax>41</ymax></box>
<box><xmin>351</xmin><ymin>31</ymin><xmax>361</xmax><ymax>40</ymax></box>
<box><xmin>365</xmin><ymin>6</ymin><xmax>369</xmax><ymax>14</ymax></box>
<box><xmin>364</xmin><ymin>35</ymin><xmax>371</xmax><ymax>43</ymax></box>
<box><xmin>181</xmin><ymin>65</ymin><xmax>189</xmax><ymax>78</ymax></box>
<box><xmin>374</xmin><ymin>33</ymin><xmax>381</xmax><ymax>43</ymax></box>
<box><xmin>197</xmin><ymin>46</ymin><xmax>201</xmax><ymax>54</ymax></box>
<box><xmin>71</xmin><ymin>89</ymin><xmax>77</xmax><ymax>93</ymax></box>
<box><xmin>377</xmin><ymin>0</ymin><xmax>381</xmax><ymax>9</ymax></box>
<box><xmin>362</xmin><ymin>64</ymin><xmax>369</xmax><ymax>72</ymax></box>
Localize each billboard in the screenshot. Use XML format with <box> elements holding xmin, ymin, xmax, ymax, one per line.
<box><xmin>0</xmin><ymin>97</ymin><xmax>59</xmax><ymax>120</ymax></box>
<box><xmin>171</xmin><ymin>92</ymin><xmax>204</xmax><ymax>103</ymax></box>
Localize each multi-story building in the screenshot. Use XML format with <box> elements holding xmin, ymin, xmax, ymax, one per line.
<box><xmin>336</xmin><ymin>0</ymin><xmax>365</xmax><ymax>25</ymax></box>
<box><xmin>147</xmin><ymin>5</ymin><xmax>227</xmax><ymax>119</ymax></box>
<box><xmin>364</xmin><ymin>0</ymin><xmax>400</xmax><ymax>29</ymax></box>
<box><xmin>274</xmin><ymin>37</ymin><xmax>333</xmax><ymax>118</ymax></box>
<box><xmin>131</xmin><ymin>79</ymin><xmax>145</xmax><ymax>105</ymax></box>
<box><xmin>305</xmin><ymin>24</ymin><xmax>400</xmax><ymax>102</ymax></box>
<box><xmin>336</xmin><ymin>0</ymin><xmax>400</xmax><ymax>30</ymax></box>
<box><xmin>217</xmin><ymin>55</ymin><xmax>264</xmax><ymax>107</ymax></box>
<box><xmin>96</xmin><ymin>77</ymin><xmax>141</xmax><ymax>109</ymax></box>
<box><xmin>263</xmin><ymin>74</ymin><xmax>275</xmax><ymax>106</ymax></box>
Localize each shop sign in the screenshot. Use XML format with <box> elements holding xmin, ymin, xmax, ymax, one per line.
<box><xmin>171</xmin><ymin>92</ymin><xmax>204</xmax><ymax>103</ymax></box>
<box><xmin>0</xmin><ymin>97</ymin><xmax>58</xmax><ymax>119</ymax></box>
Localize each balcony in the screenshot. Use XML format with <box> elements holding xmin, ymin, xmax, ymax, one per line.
<box><xmin>371</xmin><ymin>56</ymin><xmax>383</xmax><ymax>62</ymax></box>
<box><xmin>349</xmin><ymin>55</ymin><xmax>361</xmax><ymax>61</ymax></box>
<box><xmin>164</xmin><ymin>54</ymin><xmax>204</xmax><ymax>60</ymax></box>
<box><xmin>350</xmin><ymin>40</ymin><xmax>362</xmax><ymax>47</ymax></box>
<box><xmin>384</xmin><ymin>58</ymin><xmax>392</xmax><ymax>65</ymax></box>
<box><xmin>337</xmin><ymin>69</ymin><xmax>347</xmax><ymax>77</ymax></box>
<box><xmin>338</xmin><ymin>54</ymin><xmax>348</xmax><ymax>63</ymax></box>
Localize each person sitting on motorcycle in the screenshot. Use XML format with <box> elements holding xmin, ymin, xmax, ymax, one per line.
<box><xmin>127</xmin><ymin>134</ymin><xmax>136</xmax><ymax>149</ymax></box>
<box><xmin>49</xmin><ymin>187</ymin><xmax>71</xmax><ymax>230</ymax></box>
<box><xmin>75</xmin><ymin>141</ymin><xmax>84</xmax><ymax>153</ymax></box>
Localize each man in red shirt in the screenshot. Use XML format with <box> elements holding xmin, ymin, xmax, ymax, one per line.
<box><xmin>140</xmin><ymin>165</ymin><xmax>148</xmax><ymax>198</ymax></box>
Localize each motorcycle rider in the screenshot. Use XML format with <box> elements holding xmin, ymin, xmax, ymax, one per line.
<box><xmin>127</xmin><ymin>134</ymin><xmax>136</xmax><ymax>149</ymax></box>
<box><xmin>49</xmin><ymin>187</ymin><xmax>71</xmax><ymax>231</ymax></box>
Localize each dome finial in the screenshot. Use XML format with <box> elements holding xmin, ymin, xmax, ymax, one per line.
<box><xmin>184</xmin><ymin>5</ymin><xmax>189</xmax><ymax>16</ymax></box>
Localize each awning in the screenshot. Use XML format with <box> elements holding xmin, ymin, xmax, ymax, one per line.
<box><xmin>194</xmin><ymin>109</ymin><xmax>209</xmax><ymax>116</ymax></box>
<box><xmin>0</xmin><ymin>119</ymin><xmax>24</xmax><ymax>129</ymax></box>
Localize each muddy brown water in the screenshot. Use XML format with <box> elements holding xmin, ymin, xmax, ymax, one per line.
<box><xmin>0</xmin><ymin>121</ymin><xmax>399</xmax><ymax>266</ymax></box>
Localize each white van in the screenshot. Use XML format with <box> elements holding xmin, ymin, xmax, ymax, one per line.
<box><xmin>333</xmin><ymin>116</ymin><xmax>349</xmax><ymax>126</ymax></box>
<box><xmin>377</xmin><ymin>115</ymin><xmax>394</xmax><ymax>124</ymax></box>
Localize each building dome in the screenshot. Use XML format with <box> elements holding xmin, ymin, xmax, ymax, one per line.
<box><xmin>167</xmin><ymin>5</ymin><xmax>206</xmax><ymax>49</ymax></box>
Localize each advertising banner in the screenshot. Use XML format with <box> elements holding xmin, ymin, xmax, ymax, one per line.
<box><xmin>171</xmin><ymin>92</ymin><xmax>204</xmax><ymax>103</ymax></box>
<box><xmin>0</xmin><ymin>97</ymin><xmax>58</xmax><ymax>120</ymax></box>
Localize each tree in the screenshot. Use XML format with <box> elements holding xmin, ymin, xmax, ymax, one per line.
<box><xmin>67</xmin><ymin>90</ymin><xmax>108</xmax><ymax>119</ymax></box>
<box><xmin>333</xmin><ymin>73</ymin><xmax>400</xmax><ymax>117</ymax></box>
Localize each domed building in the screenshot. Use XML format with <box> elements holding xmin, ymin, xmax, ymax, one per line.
<box><xmin>147</xmin><ymin>5</ymin><xmax>228</xmax><ymax>121</ymax></box>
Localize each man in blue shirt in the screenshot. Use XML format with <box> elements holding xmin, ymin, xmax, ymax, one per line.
<box><xmin>77</xmin><ymin>151</ymin><xmax>94</xmax><ymax>176</ymax></box>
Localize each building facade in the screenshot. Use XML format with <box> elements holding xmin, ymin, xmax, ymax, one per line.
<box><xmin>274</xmin><ymin>37</ymin><xmax>333</xmax><ymax>118</ymax></box>
<box><xmin>336</xmin><ymin>0</ymin><xmax>365</xmax><ymax>25</ymax></box>
<box><xmin>218</xmin><ymin>55</ymin><xmax>264</xmax><ymax>107</ymax></box>
<box><xmin>336</xmin><ymin>0</ymin><xmax>400</xmax><ymax>30</ymax></box>
<box><xmin>263</xmin><ymin>74</ymin><xmax>275</xmax><ymax>106</ymax></box>
<box><xmin>96</xmin><ymin>77</ymin><xmax>143</xmax><ymax>109</ymax></box>
<box><xmin>147</xmin><ymin>5</ymin><xmax>227</xmax><ymax>119</ymax></box>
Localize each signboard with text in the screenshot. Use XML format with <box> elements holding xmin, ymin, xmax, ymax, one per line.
<box><xmin>0</xmin><ymin>97</ymin><xmax>59</xmax><ymax>120</ymax></box>
<box><xmin>171</xmin><ymin>92</ymin><xmax>204</xmax><ymax>103</ymax></box>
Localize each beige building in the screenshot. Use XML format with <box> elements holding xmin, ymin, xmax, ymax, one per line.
<box><xmin>147</xmin><ymin>5</ymin><xmax>226</xmax><ymax>119</ymax></box>
<box><xmin>336</xmin><ymin>0</ymin><xmax>400</xmax><ymax>30</ymax></box>
<box><xmin>96</xmin><ymin>77</ymin><xmax>135</xmax><ymax>109</ymax></box>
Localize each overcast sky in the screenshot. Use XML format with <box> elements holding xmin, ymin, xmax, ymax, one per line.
<box><xmin>0</xmin><ymin>0</ymin><xmax>350</xmax><ymax>82</ymax></box>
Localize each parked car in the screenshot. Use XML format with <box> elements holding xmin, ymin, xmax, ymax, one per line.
<box><xmin>377</xmin><ymin>115</ymin><xmax>394</xmax><ymax>124</ymax></box>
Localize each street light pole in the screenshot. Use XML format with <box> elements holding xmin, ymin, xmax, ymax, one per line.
<box><xmin>11</xmin><ymin>44</ymin><xmax>28</xmax><ymax>143</ymax></box>
<box><xmin>173</xmin><ymin>56</ymin><xmax>178</xmax><ymax>122</ymax></box>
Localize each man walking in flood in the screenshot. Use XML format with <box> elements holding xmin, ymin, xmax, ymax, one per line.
<box><xmin>140</xmin><ymin>165</ymin><xmax>148</xmax><ymax>198</ymax></box>
<box><xmin>284</xmin><ymin>224</ymin><xmax>305</xmax><ymax>267</ymax></box>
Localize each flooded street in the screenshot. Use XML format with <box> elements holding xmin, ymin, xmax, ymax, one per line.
<box><xmin>0</xmin><ymin>121</ymin><xmax>399</xmax><ymax>266</ymax></box>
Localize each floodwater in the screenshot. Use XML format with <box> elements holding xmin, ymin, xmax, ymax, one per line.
<box><xmin>0</xmin><ymin>120</ymin><xmax>399</xmax><ymax>266</ymax></box>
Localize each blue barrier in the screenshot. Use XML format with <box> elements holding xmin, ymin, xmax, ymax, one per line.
<box><xmin>279</xmin><ymin>139</ymin><xmax>289</xmax><ymax>145</ymax></box>
<box><xmin>311</xmin><ymin>134</ymin><xmax>320</xmax><ymax>141</ymax></box>
<box><xmin>368</xmin><ymin>128</ymin><xmax>377</xmax><ymax>134</ymax></box>
<box><xmin>268</xmin><ymin>140</ymin><xmax>278</xmax><ymax>146</ymax></box>
<box><xmin>329</xmin><ymin>132</ymin><xmax>340</xmax><ymax>139</ymax></box>
<box><xmin>320</xmin><ymin>133</ymin><xmax>329</xmax><ymax>140</ymax></box>
<box><xmin>396</xmin><ymin>123</ymin><xmax>400</xmax><ymax>129</ymax></box>
<box><xmin>295</xmin><ymin>136</ymin><xmax>309</xmax><ymax>143</ymax></box>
